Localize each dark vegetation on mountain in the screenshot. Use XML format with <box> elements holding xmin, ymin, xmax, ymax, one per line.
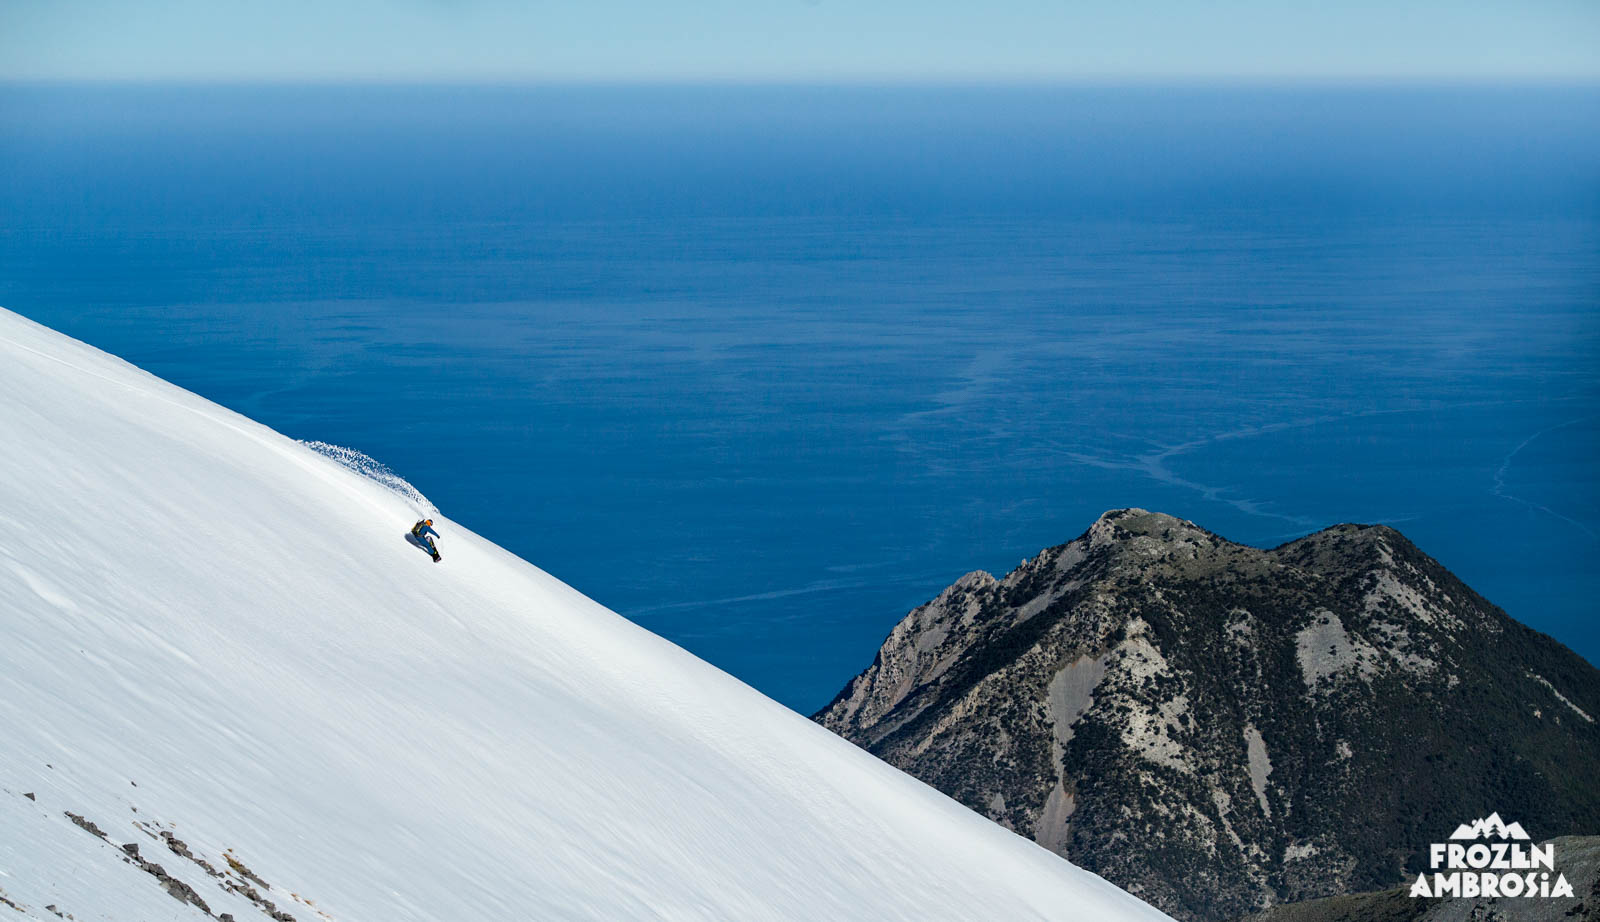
<box><xmin>816</xmin><ymin>510</ymin><xmax>1600</xmax><ymax>921</ymax></box>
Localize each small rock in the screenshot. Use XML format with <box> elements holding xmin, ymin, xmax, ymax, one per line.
<box><xmin>122</xmin><ymin>842</ymin><xmax>140</xmax><ymax>857</ymax></box>
<box><xmin>64</xmin><ymin>812</ymin><xmax>107</xmax><ymax>839</ymax></box>
<box><xmin>23</xmin><ymin>792</ymin><xmax>34</xmax><ymax>801</ymax></box>
<box><xmin>160</xmin><ymin>830</ymin><xmax>194</xmax><ymax>859</ymax></box>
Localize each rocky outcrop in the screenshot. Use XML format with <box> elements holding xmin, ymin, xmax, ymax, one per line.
<box><xmin>21</xmin><ymin>786</ymin><xmax>322</xmax><ymax>922</ymax></box>
<box><xmin>817</xmin><ymin>509</ymin><xmax>1600</xmax><ymax>922</ymax></box>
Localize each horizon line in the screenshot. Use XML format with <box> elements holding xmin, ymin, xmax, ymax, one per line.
<box><xmin>6</xmin><ymin>74</ymin><xmax>1600</xmax><ymax>90</ymax></box>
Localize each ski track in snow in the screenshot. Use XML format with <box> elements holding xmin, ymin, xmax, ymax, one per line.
<box><xmin>0</xmin><ymin>307</ymin><xmax>1171</xmax><ymax>922</ymax></box>
<box><xmin>299</xmin><ymin>440</ymin><xmax>438</xmax><ymax>517</ymax></box>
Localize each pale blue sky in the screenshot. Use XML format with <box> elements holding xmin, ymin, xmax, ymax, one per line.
<box><xmin>3</xmin><ymin>0</ymin><xmax>1597</xmax><ymax>82</ymax></box>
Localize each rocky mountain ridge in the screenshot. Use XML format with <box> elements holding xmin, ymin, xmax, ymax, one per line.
<box><xmin>817</xmin><ymin>509</ymin><xmax>1600</xmax><ymax>921</ymax></box>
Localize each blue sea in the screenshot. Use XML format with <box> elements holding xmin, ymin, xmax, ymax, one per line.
<box><xmin>2</xmin><ymin>85</ymin><xmax>1596</xmax><ymax>711</ymax></box>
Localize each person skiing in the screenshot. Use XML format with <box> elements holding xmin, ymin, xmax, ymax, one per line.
<box><xmin>412</xmin><ymin>518</ymin><xmax>441</xmax><ymax>563</ymax></box>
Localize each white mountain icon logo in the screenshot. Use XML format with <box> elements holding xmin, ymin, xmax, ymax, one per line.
<box><xmin>1449</xmin><ymin>813</ymin><xmax>1530</xmax><ymax>841</ymax></box>
<box><xmin>1411</xmin><ymin>812</ymin><xmax>1570</xmax><ymax>899</ymax></box>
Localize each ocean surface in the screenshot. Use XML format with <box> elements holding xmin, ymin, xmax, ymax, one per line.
<box><xmin>3</xmin><ymin>85</ymin><xmax>1596</xmax><ymax>711</ymax></box>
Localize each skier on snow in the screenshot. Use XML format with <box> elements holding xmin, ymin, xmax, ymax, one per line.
<box><xmin>412</xmin><ymin>518</ymin><xmax>441</xmax><ymax>563</ymax></box>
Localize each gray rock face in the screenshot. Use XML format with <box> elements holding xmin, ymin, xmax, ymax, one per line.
<box><xmin>816</xmin><ymin>509</ymin><xmax>1600</xmax><ymax>922</ymax></box>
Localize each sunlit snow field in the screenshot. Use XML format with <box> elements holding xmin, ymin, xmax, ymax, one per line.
<box><xmin>3</xmin><ymin>84</ymin><xmax>1596</xmax><ymax>710</ymax></box>
<box><xmin>0</xmin><ymin>307</ymin><xmax>1169</xmax><ymax>922</ymax></box>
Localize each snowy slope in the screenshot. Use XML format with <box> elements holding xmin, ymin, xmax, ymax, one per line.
<box><xmin>0</xmin><ymin>307</ymin><xmax>1170</xmax><ymax>922</ymax></box>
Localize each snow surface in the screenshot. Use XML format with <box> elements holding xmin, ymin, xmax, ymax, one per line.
<box><xmin>0</xmin><ymin>307</ymin><xmax>1171</xmax><ymax>922</ymax></box>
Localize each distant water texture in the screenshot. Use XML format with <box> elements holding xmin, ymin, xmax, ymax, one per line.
<box><xmin>3</xmin><ymin>85</ymin><xmax>1595</xmax><ymax>710</ymax></box>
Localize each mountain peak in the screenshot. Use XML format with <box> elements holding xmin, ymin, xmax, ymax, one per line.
<box><xmin>1091</xmin><ymin>508</ymin><xmax>1209</xmax><ymax>539</ymax></box>
<box><xmin>1275</xmin><ymin>521</ymin><xmax>1416</xmax><ymax>559</ymax></box>
<box><xmin>817</xmin><ymin>510</ymin><xmax>1600</xmax><ymax>922</ymax></box>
